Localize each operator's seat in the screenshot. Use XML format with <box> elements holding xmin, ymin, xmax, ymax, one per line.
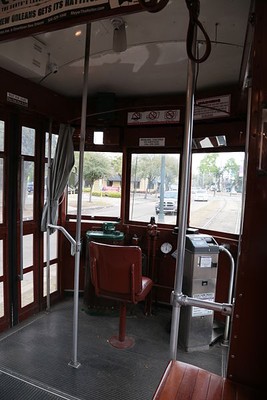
<box><xmin>89</xmin><ymin>241</ymin><xmax>153</xmax><ymax>349</ymax></box>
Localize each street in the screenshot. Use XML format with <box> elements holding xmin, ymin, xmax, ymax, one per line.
<box><xmin>68</xmin><ymin>191</ymin><xmax>242</xmax><ymax>234</ymax></box>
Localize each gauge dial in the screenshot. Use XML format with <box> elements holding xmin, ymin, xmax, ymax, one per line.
<box><xmin>160</xmin><ymin>242</ymin><xmax>172</xmax><ymax>254</ymax></box>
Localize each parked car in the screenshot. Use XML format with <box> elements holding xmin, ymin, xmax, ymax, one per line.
<box><xmin>194</xmin><ymin>189</ymin><xmax>208</xmax><ymax>201</ymax></box>
<box><xmin>155</xmin><ymin>191</ymin><xmax>178</xmax><ymax>214</ymax></box>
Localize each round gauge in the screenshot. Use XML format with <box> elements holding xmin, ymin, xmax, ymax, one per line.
<box><xmin>160</xmin><ymin>242</ymin><xmax>172</xmax><ymax>254</ymax></box>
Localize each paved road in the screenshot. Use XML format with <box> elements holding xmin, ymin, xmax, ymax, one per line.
<box><xmin>68</xmin><ymin>192</ymin><xmax>242</xmax><ymax>234</ymax></box>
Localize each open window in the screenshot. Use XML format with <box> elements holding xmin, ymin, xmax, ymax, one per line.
<box><xmin>189</xmin><ymin>151</ymin><xmax>245</xmax><ymax>234</ymax></box>
<box><xmin>128</xmin><ymin>153</ymin><xmax>180</xmax><ymax>225</ymax></box>
<box><xmin>67</xmin><ymin>151</ymin><xmax>122</xmax><ymax>220</ymax></box>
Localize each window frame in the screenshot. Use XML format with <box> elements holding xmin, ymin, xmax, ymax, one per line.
<box><xmin>66</xmin><ymin>149</ymin><xmax>123</xmax><ymax>223</ymax></box>
<box><xmin>189</xmin><ymin>148</ymin><xmax>246</xmax><ymax>236</ymax></box>
<box><xmin>124</xmin><ymin>148</ymin><xmax>182</xmax><ymax>227</ymax></box>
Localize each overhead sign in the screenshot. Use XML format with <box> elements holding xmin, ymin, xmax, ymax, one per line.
<box><xmin>139</xmin><ymin>137</ymin><xmax>165</xmax><ymax>147</ymax></box>
<box><xmin>128</xmin><ymin>109</ymin><xmax>180</xmax><ymax>125</ymax></box>
<box><xmin>7</xmin><ymin>92</ymin><xmax>28</xmax><ymax>107</ymax></box>
<box><xmin>194</xmin><ymin>94</ymin><xmax>231</xmax><ymax>120</ymax></box>
<box><xmin>0</xmin><ymin>0</ymin><xmax>139</xmax><ymax>38</ymax></box>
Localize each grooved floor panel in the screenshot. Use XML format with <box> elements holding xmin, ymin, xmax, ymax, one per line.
<box><xmin>0</xmin><ymin>299</ymin><xmax>224</xmax><ymax>400</ymax></box>
<box><xmin>0</xmin><ymin>369</ymin><xmax>79</xmax><ymax>400</ymax></box>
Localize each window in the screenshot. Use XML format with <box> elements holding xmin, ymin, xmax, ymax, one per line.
<box><xmin>21</xmin><ymin>126</ymin><xmax>35</xmax><ymax>156</ymax></box>
<box><xmin>189</xmin><ymin>152</ymin><xmax>245</xmax><ymax>234</ymax></box>
<box><xmin>0</xmin><ymin>120</ymin><xmax>4</xmax><ymax>151</ymax></box>
<box><xmin>22</xmin><ymin>161</ymin><xmax>34</xmax><ymax>221</ymax></box>
<box><xmin>0</xmin><ymin>159</ymin><xmax>3</xmax><ymax>224</ymax></box>
<box><xmin>43</xmin><ymin>264</ymin><xmax>58</xmax><ymax>296</ymax></box>
<box><xmin>0</xmin><ymin>240</ymin><xmax>3</xmax><ymax>317</ymax></box>
<box><xmin>21</xmin><ymin>126</ymin><xmax>36</xmax><ymax>222</ymax></box>
<box><xmin>45</xmin><ymin>132</ymin><xmax>58</xmax><ymax>159</ymax></box>
<box><xmin>129</xmin><ymin>153</ymin><xmax>180</xmax><ymax>224</ymax></box>
<box><xmin>93</xmin><ymin>131</ymin><xmax>104</xmax><ymax>145</ymax></box>
<box><xmin>43</xmin><ymin>232</ymin><xmax>58</xmax><ymax>297</ymax></box>
<box><xmin>44</xmin><ymin>132</ymin><xmax>59</xmax><ymax>202</ymax></box>
<box><xmin>67</xmin><ymin>151</ymin><xmax>122</xmax><ymax>219</ymax></box>
<box><xmin>21</xmin><ymin>271</ymin><xmax>34</xmax><ymax>307</ymax></box>
<box><xmin>0</xmin><ymin>121</ymin><xmax>4</xmax><ymax>224</ymax></box>
<box><xmin>22</xmin><ymin>234</ymin><xmax>33</xmax><ymax>269</ymax></box>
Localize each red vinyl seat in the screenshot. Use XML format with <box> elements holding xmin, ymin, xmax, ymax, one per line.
<box><xmin>89</xmin><ymin>241</ymin><xmax>153</xmax><ymax>349</ymax></box>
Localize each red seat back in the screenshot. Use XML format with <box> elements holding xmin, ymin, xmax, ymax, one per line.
<box><xmin>89</xmin><ymin>241</ymin><xmax>143</xmax><ymax>303</ymax></box>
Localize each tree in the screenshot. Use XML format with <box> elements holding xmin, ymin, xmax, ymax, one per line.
<box><xmin>164</xmin><ymin>155</ymin><xmax>179</xmax><ymax>190</ymax></box>
<box><xmin>111</xmin><ymin>154</ymin><xmax>123</xmax><ymax>188</ymax></box>
<box><xmin>197</xmin><ymin>154</ymin><xmax>242</xmax><ymax>192</ymax></box>
<box><xmin>83</xmin><ymin>153</ymin><xmax>111</xmax><ymax>202</ymax></box>
<box><xmin>224</xmin><ymin>157</ymin><xmax>240</xmax><ymax>191</ymax></box>
<box><xmin>136</xmin><ymin>155</ymin><xmax>161</xmax><ymax>198</ymax></box>
<box><xmin>198</xmin><ymin>154</ymin><xmax>220</xmax><ymax>188</ymax></box>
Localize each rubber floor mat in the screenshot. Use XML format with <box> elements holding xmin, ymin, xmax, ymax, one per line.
<box><xmin>0</xmin><ymin>299</ymin><xmax>223</xmax><ymax>400</ymax></box>
<box><xmin>0</xmin><ymin>369</ymin><xmax>79</xmax><ymax>400</ymax></box>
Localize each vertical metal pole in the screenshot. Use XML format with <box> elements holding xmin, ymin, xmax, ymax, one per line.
<box><xmin>69</xmin><ymin>23</ymin><xmax>91</xmax><ymax>369</ymax></box>
<box><xmin>169</xmin><ymin>37</ymin><xmax>196</xmax><ymax>360</ymax></box>
<box><xmin>219</xmin><ymin>246</ymin><xmax>235</xmax><ymax>345</ymax></box>
<box><xmin>46</xmin><ymin>120</ymin><xmax>52</xmax><ymax>311</ymax></box>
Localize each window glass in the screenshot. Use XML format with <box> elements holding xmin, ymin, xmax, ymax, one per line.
<box><xmin>21</xmin><ymin>126</ymin><xmax>35</xmax><ymax>156</ymax></box>
<box><xmin>0</xmin><ymin>120</ymin><xmax>4</xmax><ymax>224</ymax></box>
<box><xmin>67</xmin><ymin>151</ymin><xmax>122</xmax><ymax>218</ymax></box>
<box><xmin>23</xmin><ymin>234</ymin><xmax>33</xmax><ymax>269</ymax></box>
<box><xmin>43</xmin><ymin>263</ymin><xmax>58</xmax><ymax>296</ymax></box>
<box><xmin>0</xmin><ymin>120</ymin><xmax>4</xmax><ymax>151</ymax></box>
<box><xmin>130</xmin><ymin>153</ymin><xmax>180</xmax><ymax>224</ymax></box>
<box><xmin>0</xmin><ymin>240</ymin><xmax>3</xmax><ymax>316</ymax></box>
<box><xmin>189</xmin><ymin>152</ymin><xmax>245</xmax><ymax>234</ymax></box>
<box><xmin>0</xmin><ymin>239</ymin><xmax>3</xmax><ymax>276</ymax></box>
<box><xmin>0</xmin><ymin>159</ymin><xmax>3</xmax><ymax>224</ymax></box>
<box><xmin>21</xmin><ymin>271</ymin><xmax>34</xmax><ymax>307</ymax></box>
<box><xmin>0</xmin><ymin>282</ymin><xmax>3</xmax><ymax>317</ymax></box>
<box><xmin>43</xmin><ymin>231</ymin><xmax>58</xmax><ymax>262</ymax></box>
<box><xmin>44</xmin><ymin>163</ymin><xmax>48</xmax><ymax>202</ymax></box>
<box><xmin>93</xmin><ymin>131</ymin><xmax>104</xmax><ymax>145</ymax></box>
<box><xmin>23</xmin><ymin>161</ymin><xmax>34</xmax><ymax>221</ymax></box>
<box><xmin>45</xmin><ymin>132</ymin><xmax>58</xmax><ymax>159</ymax></box>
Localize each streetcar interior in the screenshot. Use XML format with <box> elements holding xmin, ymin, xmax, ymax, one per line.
<box><xmin>0</xmin><ymin>0</ymin><xmax>265</xmax><ymax>399</ymax></box>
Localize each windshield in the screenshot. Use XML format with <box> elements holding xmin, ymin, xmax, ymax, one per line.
<box><xmin>164</xmin><ymin>191</ymin><xmax>178</xmax><ymax>198</ymax></box>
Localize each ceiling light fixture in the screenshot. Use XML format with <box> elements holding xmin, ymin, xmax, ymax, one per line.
<box><xmin>111</xmin><ymin>17</ymin><xmax>127</xmax><ymax>53</ymax></box>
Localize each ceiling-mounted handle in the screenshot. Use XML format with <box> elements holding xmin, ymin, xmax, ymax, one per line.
<box><xmin>138</xmin><ymin>0</ymin><xmax>169</xmax><ymax>13</ymax></box>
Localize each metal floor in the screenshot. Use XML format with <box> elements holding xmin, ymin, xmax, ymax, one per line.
<box><xmin>0</xmin><ymin>298</ymin><xmax>228</xmax><ymax>400</ymax></box>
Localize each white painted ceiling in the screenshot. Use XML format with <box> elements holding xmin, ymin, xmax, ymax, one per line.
<box><xmin>0</xmin><ymin>0</ymin><xmax>252</xmax><ymax>99</ymax></box>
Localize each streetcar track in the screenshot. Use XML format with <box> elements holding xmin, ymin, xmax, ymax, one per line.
<box><xmin>202</xmin><ymin>197</ymin><xmax>228</xmax><ymax>229</ymax></box>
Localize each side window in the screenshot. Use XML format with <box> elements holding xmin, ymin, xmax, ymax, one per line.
<box><xmin>0</xmin><ymin>120</ymin><xmax>4</xmax><ymax>224</ymax></box>
<box><xmin>21</xmin><ymin>126</ymin><xmax>35</xmax><ymax>222</ymax></box>
<box><xmin>0</xmin><ymin>120</ymin><xmax>4</xmax><ymax>317</ymax></box>
<box><xmin>43</xmin><ymin>132</ymin><xmax>59</xmax><ymax>297</ymax></box>
<box><xmin>67</xmin><ymin>151</ymin><xmax>122</xmax><ymax>219</ymax></box>
<box><xmin>129</xmin><ymin>153</ymin><xmax>180</xmax><ymax>224</ymax></box>
<box><xmin>44</xmin><ymin>132</ymin><xmax>58</xmax><ymax>202</ymax></box>
<box><xmin>189</xmin><ymin>152</ymin><xmax>245</xmax><ymax>234</ymax></box>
